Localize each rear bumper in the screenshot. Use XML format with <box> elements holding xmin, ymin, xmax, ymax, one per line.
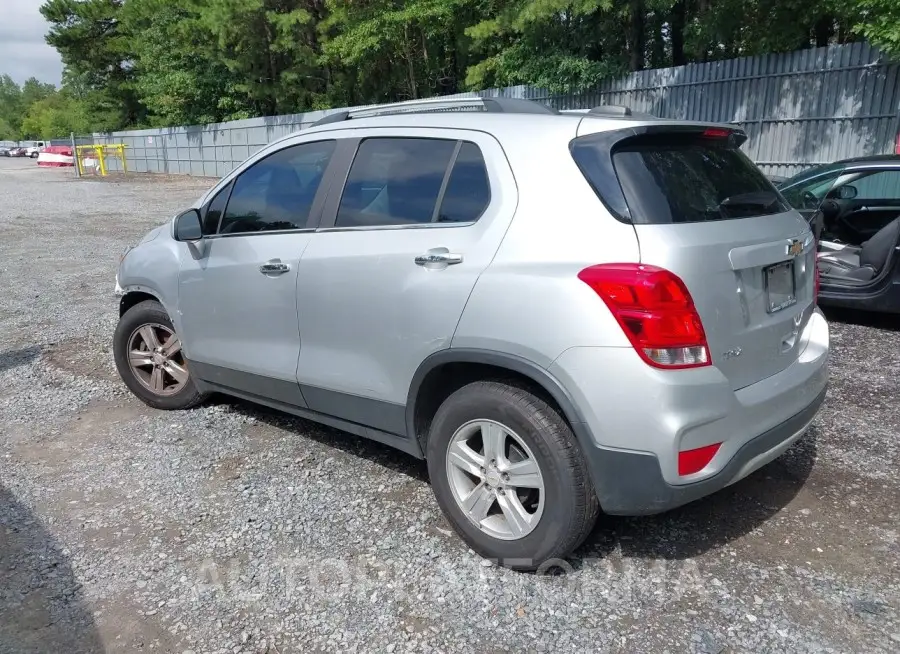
<box><xmin>548</xmin><ymin>306</ymin><xmax>829</xmax><ymax>515</ymax></box>
<box><xmin>577</xmin><ymin>387</ymin><xmax>825</xmax><ymax>515</ymax></box>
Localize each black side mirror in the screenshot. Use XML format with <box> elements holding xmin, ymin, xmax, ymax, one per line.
<box><xmin>174</xmin><ymin>208</ymin><xmax>202</xmax><ymax>241</ymax></box>
<box><xmin>837</xmin><ymin>184</ymin><xmax>858</xmax><ymax>200</ymax></box>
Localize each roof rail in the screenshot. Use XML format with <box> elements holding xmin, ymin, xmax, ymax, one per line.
<box><xmin>560</xmin><ymin>105</ymin><xmax>657</xmax><ymax>120</ymax></box>
<box><xmin>309</xmin><ymin>96</ymin><xmax>556</xmax><ymax>127</ymax></box>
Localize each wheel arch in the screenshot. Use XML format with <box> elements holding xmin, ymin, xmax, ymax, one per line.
<box><xmin>119</xmin><ymin>288</ymin><xmax>163</xmax><ymax>317</ymax></box>
<box><xmin>406</xmin><ymin>349</ymin><xmax>590</xmax><ymax>452</ymax></box>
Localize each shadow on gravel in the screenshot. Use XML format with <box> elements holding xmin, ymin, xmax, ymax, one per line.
<box><xmin>822</xmin><ymin>306</ymin><xmax>900</xmax><ymax>331</ymax></box>
<box><xmin>0</xmin><ymin>345</ymin><xmax>42</xmax><ymax>374</ymax></box>
<box><xmin>225</xmin><ymin>395</ymin><xmax>817</xmax><ymax>565</ymax></box>
<box><xmin>224</xmin><ymin>398</ymin><xmax>429</xmax><ymax>483</ymax></box>
<box><xmin>0</xmin><ymin>484</ymin><xmax>103</xmax><ymax>654</ymax></box>
<box><xmin>577</xmin><ymin>426</ymin><xmax>819</xmax><ymax>562</ymax></box>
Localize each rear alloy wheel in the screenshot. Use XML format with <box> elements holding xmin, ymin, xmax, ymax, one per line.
<box><xmin>445</xmin><ymin>419</ymin><xmax>545</xmax><ymax>540</ymax></box>
<box><xmin>427</xmin><ymin>381</ymin><xmax>599</xmax><ymax>570</ymax></box>
<box><xmin>113</xmin><ymin>299</ymin><xmax>205</xmax><ymax>410</ymax></box>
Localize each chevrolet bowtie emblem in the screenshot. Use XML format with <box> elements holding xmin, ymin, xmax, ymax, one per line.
<box><xmin>787</xmin><ymin>239</ymin><xmax>803</xmax><ymax>256</ymax></box>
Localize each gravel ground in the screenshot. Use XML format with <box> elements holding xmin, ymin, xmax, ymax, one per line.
<box><xmin>1</xmin><ymin>157</ymin><xmax>899</xmax><ymax>654</ymax></box>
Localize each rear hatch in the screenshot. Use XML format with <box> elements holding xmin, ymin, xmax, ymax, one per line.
<box><xmin>571</xmin><ymin>124</ymin><xmax>815</xmax><ymax>390</ymax></box>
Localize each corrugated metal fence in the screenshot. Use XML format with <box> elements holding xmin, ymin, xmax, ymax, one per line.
<box><xmin>88</xmin><ymin>41</ymin><xmax>900</xmax><ymax>179</ymax></box>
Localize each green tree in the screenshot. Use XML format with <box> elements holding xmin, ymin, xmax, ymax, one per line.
<box><xmin>20</xmin><ymin>90</ymin><xmax>94</xmax><ymax>139</ymax></box>
<box><xmin>0</xmin><ymin>75</ymin><xmax>24</xmax><ymax>139</ymax></box>
<box><xmin>121</xmin><ymin>0</ymin><xmax>255</xmax><ymax>126</ymax></box>
<box><xmin>41</xmin><ymin>0</ymin><xmax>143</xmax><ymax>129</ymax></box>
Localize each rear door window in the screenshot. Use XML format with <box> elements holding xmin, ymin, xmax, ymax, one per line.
<box><xmin>573</xmin><ymin>133</ymin><xmax>789</xmax><ymax>224</ymax></box>
<box><xmin>336</xmin><ymin>138</ymin><xmax>457</xmax><ymax>228</ymax></box>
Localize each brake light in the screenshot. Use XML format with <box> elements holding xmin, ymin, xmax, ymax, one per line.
<box><xmin>895</xmin><ymin>132</ymin><xmax>900</xmax><ymax>155</ymax></box>
<box><xmin>678</xmin><ymin>443</ymin><xmax>722</xmax><ymax>476</ymax></box>
<box><xmin>578</xmin><ymin>263</ymin><xmax>711</xmax><ymax>369</ymax></box>
<box><xmin>702</xmin><ymin>128</ymin><xmax>731</xmax><ymax>139</ymax></box>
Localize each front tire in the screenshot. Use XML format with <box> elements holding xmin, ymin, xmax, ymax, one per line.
<box><xmin>113</xmin><ymin>299</ymin><xmax>205</xmax><ymax>410</ymax></box>
<box><xmin>426</xmin><ymin>381</ymin><xmax>599</xmax><ymax>570</ymax></box>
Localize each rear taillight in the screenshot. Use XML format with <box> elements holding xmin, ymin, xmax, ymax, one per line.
<box><xmin>578</xmin><ymin>263</ymin><xmax>711</xmax><ymax>369</ymax></box>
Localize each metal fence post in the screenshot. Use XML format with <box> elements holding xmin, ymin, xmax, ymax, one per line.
<box><xmin>70</xmin><ymin>132</ymin><xmax>80</xmax><ymax>178</ymax></box>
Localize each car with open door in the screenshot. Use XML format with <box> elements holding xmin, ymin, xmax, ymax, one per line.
<box><xmin>776</xmin><ymin>155</ymin><xmax>900</xmax><ymax>313</ymax></box>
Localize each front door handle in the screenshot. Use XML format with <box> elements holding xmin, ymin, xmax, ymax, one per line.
<box><xmin>259</xmin><ymin>259</ymin><xmax>291</xmax><ymax>275</ymax></box>
<box><xmin>414</xmin><ymin>249</ymin><xmax>463</xmax><ymax>268</ymax></box>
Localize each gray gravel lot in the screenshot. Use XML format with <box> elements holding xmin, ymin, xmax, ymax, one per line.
<box><xmin>1</xmin><ymin>157</ymin><xmax>898</xmax><ymax>654</ymax></box>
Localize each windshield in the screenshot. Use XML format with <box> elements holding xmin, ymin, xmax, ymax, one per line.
<box><xmin>777</xmin><ymin>164</ymin><xmax>844</xmax><ymax>210</ymax></box>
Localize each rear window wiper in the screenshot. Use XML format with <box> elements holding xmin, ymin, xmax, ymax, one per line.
<box><xmin>717</xmin><ymin>191</ymin><xmax>783</xmax><ymax>217</ymax></box>
<box><xmin>718</xmin><ymin>191</ymin><xmax>780</xmax><ymax>209</ymax></box>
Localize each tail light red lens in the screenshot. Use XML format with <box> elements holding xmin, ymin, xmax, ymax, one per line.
<box><xmin>678</xmin><ymin>442</ymin><xmax>722</xmax><ymax>476</ymax></box>
<box><xmin>577</xmin><ymin>263</ymin><xmax>711</xmax><ymax>369</ymax></box>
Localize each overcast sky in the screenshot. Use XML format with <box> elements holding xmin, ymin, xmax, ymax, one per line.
<box><xmin>1</xmin><ymin>1</ymin><xmax>63</xmax><ymax>86</ymax></box>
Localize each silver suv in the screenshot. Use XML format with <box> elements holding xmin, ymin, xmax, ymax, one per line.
<box><xmin>114</xmin><ymin>98</ymin><xmax>829</xmax><ymax>569</ymax></box>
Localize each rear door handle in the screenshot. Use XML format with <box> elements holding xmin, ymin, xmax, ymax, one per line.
<box><xmin>259</xmin><ymin>259</ymin><xmax>291</xmax><ymax>275</ymax></box>
<box><xmin>414</xmin><ymin>251</ymin><xmax>463</xmax><ymax>267</ymax></box>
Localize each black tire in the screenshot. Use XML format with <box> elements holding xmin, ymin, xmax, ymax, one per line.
<box><xmin>113</xmin><ymin>299</ymin><xmax>206</xmax><ymax>410</ymax></box>
<box><xmin>427</xmin><ymin>381</ymin><xmax>599</xmax><ymax>571</ymax></box>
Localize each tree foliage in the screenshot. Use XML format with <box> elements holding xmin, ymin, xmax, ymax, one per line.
<box><xmin>0</xmin><ymin>0</ymin><xmax>898</xmax><ymax>137</ymax></box>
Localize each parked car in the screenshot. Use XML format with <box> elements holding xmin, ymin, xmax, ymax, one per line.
<box><xmin>113</xmin><ymin>98</ymin><xmax>829</xmax><ymax>568</ymax></box>
<box><xmin>8</xmin><ymin>147</ymin><xmax>27</xmax><ymax>157</ymax></box>
<box><xmin>776</xmin><ymin>155</ymin><xmax>900</xmax><ymax>313</ymax></box>
<box><xmin>0</xmin><ymin>147</ymin><xmax>10</xmax><ymax>157</ymax></box>
<box><xmin>25</xmin><ymin>141</ymin><xmax>46</xmax><ymax>158</ymax></box>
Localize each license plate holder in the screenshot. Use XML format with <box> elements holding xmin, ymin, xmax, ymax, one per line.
<box><xmin>765</xmin><ymin>260</ymin><xmax>796</xmax><ymax>313</ymax></box>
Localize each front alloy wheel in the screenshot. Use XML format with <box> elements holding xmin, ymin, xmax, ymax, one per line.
<box><xmin>126</xmin><ymin>323</ymin><xmax>189</xmax><ymax>396</ymax></box>
<box><xmin>113</xmin><ymin>299</ymin><xmax>206</xmax><ymax>410</ymax></box>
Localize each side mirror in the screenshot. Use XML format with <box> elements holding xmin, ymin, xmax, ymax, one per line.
<box><xmin>174</xmin><ymin>209</ymin><xmax>203</xmax><ymax>241</ymax></box>
<box><xmin>835</xmin><ymin>185</ymin><xmax>858</xmax><ymax>200</ymax></box>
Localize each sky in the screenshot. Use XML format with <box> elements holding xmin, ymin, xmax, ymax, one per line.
<box><xmin>1</xmin><ymin>0</ymin><xmax>63</xmax><ymax>86</ymax></box>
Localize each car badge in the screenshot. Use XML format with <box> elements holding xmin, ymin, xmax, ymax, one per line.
<box><xmin>722</xmin><ymin>347</ymin><xmax>743</xmax><ymax>359</ymax></box>
<box><xmin>787</xmin><ymin>239</ymin><xmax>803</xmax><ymax>256</ymax></box>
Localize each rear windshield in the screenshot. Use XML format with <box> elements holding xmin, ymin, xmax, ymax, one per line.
<box><xmin>572</xmin><ymin>134</ymin><xmax>789</xmax><ymax>224</ymax></box>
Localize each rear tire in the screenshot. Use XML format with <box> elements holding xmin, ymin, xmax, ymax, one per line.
<box><xmin>426</xmin><ymin>381</ymin><xmax>599</xmax><ymax>570</ymax></box>
<box><xmin>113</xmin><ymin>299</ymin><xmax>206</xmax><ymax>410</ymax></box>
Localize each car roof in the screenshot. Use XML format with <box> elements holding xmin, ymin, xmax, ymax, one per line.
<box><xmin>834</xmin><ymin>154</ymin><xmax>900</xmax><ymax>165</ymax></box>
<box><xmin>275</xmin><ymin>111</ymin><xmax>736</xmax><ymax>147</ymax></box>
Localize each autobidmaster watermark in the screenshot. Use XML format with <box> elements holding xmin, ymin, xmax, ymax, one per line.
<box><xmin>188</xmin><ymin>553</ymin><xmax>712</xmax><ymax>607</ymax></box>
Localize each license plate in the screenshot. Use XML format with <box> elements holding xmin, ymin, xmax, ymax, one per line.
<box><xmin>765</xmin><ymin>261</ymin><xmax>796</xmax><ymax>313</ymax></box>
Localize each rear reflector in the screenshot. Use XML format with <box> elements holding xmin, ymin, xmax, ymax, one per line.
<box><xmin>578</xmin><ymin>263</ymin><xmax>711</xmax><ymax>369</ymax></box>
<box><xmin>678</xmin><ymin>443</ymin><xmax>722</xmax><ymax>476</ymax></box>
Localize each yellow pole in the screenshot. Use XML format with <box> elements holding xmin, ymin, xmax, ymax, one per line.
<box><xmin>97</xmin><ymin>145</ymin><xmax>107</xmax><ymax>176</ymax></box>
